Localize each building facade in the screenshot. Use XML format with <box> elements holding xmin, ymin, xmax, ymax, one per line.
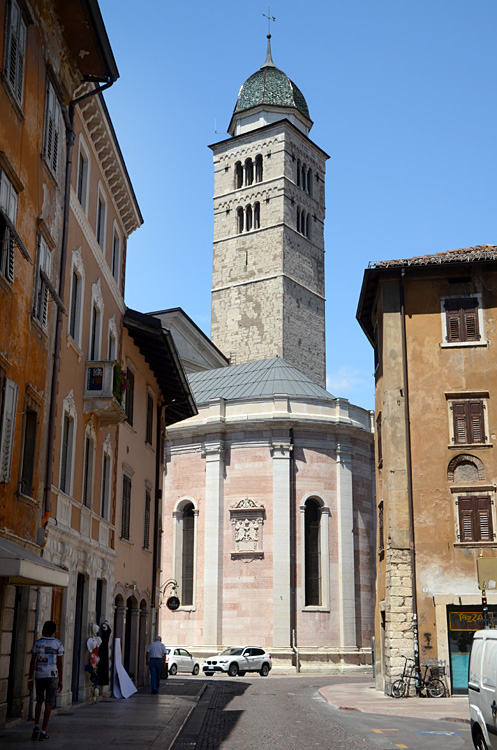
<box><xmin>357</xmin><ymin>245</ymin><xmax>497</xmax><ymax>695</ymax></box>
<box><xmin>160</xmin><ymin>39</ymin><xmax>375</xmax><ymax>671</ymax></box>
<box><xmin>0</xmin><ymin>0</ymin><xmax>118</xmax><ymax>725</ymax></box>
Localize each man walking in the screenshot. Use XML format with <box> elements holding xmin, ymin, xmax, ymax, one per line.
<box><xmin>146</xmin><ymin>636</ymin><xmax>167</xmax><ymax>694</ymax></box>
<box><xmin>28</xmin><ymin>620</ymin><xmax>64</xmax><ymax>741</ymax></box>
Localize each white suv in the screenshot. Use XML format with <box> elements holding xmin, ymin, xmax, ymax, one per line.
<box><xmin>202</xmin><ymin>647</ymin><xmax>272</xmax><ymax>677</ymax></box>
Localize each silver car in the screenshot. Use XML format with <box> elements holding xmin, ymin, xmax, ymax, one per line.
<box><xmin>165</xmin><ymin>646</ymin><xmax>200</xmax><ymax>675</ymax></box>
<box><xmin>202</xmin><ymin>646</ymin><xmax>272</xmax><ymax>677</ymax></box>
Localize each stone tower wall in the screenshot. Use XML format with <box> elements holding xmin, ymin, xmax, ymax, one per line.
<box><xmin>210</xmin><ymin>121</ymin><xmax>327</xmax><ymax>385</ymax></box>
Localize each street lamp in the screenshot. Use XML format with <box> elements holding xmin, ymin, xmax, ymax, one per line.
<box><xmin>159</xmin><ymin>579</ymin><xmax>180</xmax><ymax>610</ymax></box>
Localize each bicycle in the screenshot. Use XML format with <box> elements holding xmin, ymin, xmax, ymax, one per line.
<box><xmin>391</xmin><ymin>656</ymin><xmax>445</xmax><ymax>698</ymax></box>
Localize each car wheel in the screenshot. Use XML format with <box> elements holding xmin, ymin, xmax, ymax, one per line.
<box><xmin>204</xmin><ymin>671</ymin><xmax>214</xmax><ymax>676</ymax></box>
<box><xmin>169</xmin><ymin>664</ymin><xmax>177</xmax><ymax>676</ymax></box>
<box><xmin>192</xmin><ymin>664</ymin><xmax>199</xmax><ymax>675</ymax></box>
<box><xmin>259</xmin><ymin>663</ymin><xmax>270</xmax><ymax>677</ymax></box>
<box><xmin>474</xmin><ymin>727</ymin><xmax>488</xmax><ymax>750</ymax></box>
<box><xmin>227</xmin><ymin>663</ymin><xmax>239</xmax><ymax>677</ymax></box>
<box><xmin>238</xmin><ymin>671</ymin><xmax>246</xmax><ymax>676</ymax></box>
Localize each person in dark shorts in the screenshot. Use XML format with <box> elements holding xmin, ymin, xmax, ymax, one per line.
<box><xmin>28</xmin><ymin>621</ymin><xmax>64</xmax><ymax>741</ymax></box>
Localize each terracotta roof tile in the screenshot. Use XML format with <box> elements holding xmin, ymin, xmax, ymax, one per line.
<box><xmin>369</xmin><ymin>244</ymin><xmax>497</xmax><ymax>269</ymax></box>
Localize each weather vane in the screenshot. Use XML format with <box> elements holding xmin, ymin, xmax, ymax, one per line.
<box><xmin>263</xmin><ymin>6</ymin><xmax>276</xmax><ymax>35</ymax></box>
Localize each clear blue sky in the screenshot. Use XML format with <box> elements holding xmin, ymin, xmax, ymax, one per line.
<box><xmin>100</xmin><ymin>1</ymin><xmax>497</xmax><ymax>412</ymax></box>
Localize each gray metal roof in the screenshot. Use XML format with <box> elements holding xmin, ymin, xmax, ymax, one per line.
<box><xmin>188</xmin><ymin>358</ymin><xmax>334</xmax><ymax>405</ymax></box>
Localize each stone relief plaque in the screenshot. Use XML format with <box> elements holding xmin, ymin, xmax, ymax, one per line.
<box><xmin>229</xmin><ymin>497</ymin><xmax>265</xmax><ymax>558</ymax></box>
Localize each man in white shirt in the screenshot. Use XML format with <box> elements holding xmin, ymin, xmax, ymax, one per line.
<box><xmin>146</xmin><ymin>636</ymin><xmax>167</xmax><ymax>693</ymax></box>
<box><xmin>28</xmin><ymin>621</ymin><xmax>64</xmax><ymax>741</ymax></box>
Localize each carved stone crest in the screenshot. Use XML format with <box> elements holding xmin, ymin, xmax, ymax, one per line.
<box><xmin>229</xmin><ymin>497</ymin><xmax>265</xmax><ymax>558</ymax></box>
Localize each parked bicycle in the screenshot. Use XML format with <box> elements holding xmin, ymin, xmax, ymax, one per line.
<box><xmin>391</xmin><ymin>656</ymin><xmax>445</xmax><ymax>698</ymax></box>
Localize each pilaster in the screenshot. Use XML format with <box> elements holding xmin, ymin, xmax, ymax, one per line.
<box><xmin>336</xmin><ymin>442</ymin><xmax>356</xmax><ymax>648</ymax></box>
<box><xmin>271</xmin><ymin>434</ymin><xmax>292</xmax><ymax>647</ymax></box>
<box><xmin>202</xmin><ymin>439</ymin><xmax>225</xmax><ymax>646</ymax></box>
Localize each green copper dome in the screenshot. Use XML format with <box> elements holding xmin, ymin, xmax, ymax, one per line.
<box><xmin>233</xmin><ymin>36</ymin><xmax>310</xmax><ymax>120</ymax></box>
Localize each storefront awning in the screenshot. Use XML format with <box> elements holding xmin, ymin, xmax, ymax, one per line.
<box><xmin>0</xmin><ymin>538</ymin><xmax>68</xmax><ymax>587</ymax></box>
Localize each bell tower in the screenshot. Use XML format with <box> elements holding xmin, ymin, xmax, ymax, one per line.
<box><xmin>209</xmin><ymin>37</ymin><xmax>328</xmax><ymax>387</ymax></box>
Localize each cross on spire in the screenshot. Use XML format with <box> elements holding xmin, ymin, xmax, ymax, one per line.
<box><xmin>263</xmin><ymin>6</ymin><xmax>276</xmax><ymax>35</ymax></box>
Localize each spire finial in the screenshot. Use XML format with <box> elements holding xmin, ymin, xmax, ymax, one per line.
<box><xmin>262</xmin><ymin>7</ymin><xmax>276</xmax><ymax>68</ymax></box>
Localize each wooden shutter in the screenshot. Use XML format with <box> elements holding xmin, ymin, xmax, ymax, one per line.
<box><xmin>182</xmin><ymin>505</ymin><xmax>195</xmax><ymax>606</ymax></box>
<box><xmin>125</xmin><ymin>369</ymin><xmax>134</xmax><ymax>426</ymax></box>
<box><xmin>36</xmin><ymin>238</ymin><xmax>51</xmax><ymax>327</ymax></box>
<box><xmin>458</xmin><ymin>497</ymin><xmax>476</xmax><ymax>541</ymax></box>
<box><xmin>121</xmin><ymin>474</ymin><xmax>131</xmax><ymax>540</ymax></box>
<box><xmin>7</xmin><ymin>1</ymin><xmax>26</xmax><ymax>104</ymax></box>
<box><xmin>378</xmin><ymin>502</ymin><xmax>384</xmax><ymax>554</ymax></box>
<box><xmin>69</xmin><ymin>272</ymin><xmax>79</xmax><ymax>339</ymax></box>
<box><xmin>469</xmin><ymin>401</ymin><xmax>485</xmax><ymax>443</ymax></box>
<box><xmin>146</xmin><ymin>394</ymin><xmax>153</xmax><ymax>444</ymax></box>
<box><xmin>60</xmin><ymin>414</ymin><xmax>72</xmax><ymax>493</ymax></box>
<box><xmin>445</xmin><ymin>297</ymin><xmax>480</xmax><ymax>342</ymax></box>
<box><xmin>101</xmin><ymin>454</ymin><xmax>109</xmax><ymax>518</ymax></box>
<box><xmin>476</xmin><ymin>496</ymin><xmax>494</xmax><ymax>541</ymax></box>
<box><xmin>82</xmin><ymin>435</ymin><xmax>93</xmax><ymax>507</ymax></box>
<box><xmin>143</xmin><ymin>489</ymin><xmax>151</xmax><ymax>549</ymax></box>
<box><xmin>452</xmin><ymin>402</ymin><xmax>468</xmax><ymax>444</ymax></box>
<box><xmin>44</xmin><ymin>81</ymin><xmax>61</xmax><ymax>174</ymax></box>
<box><xmin>0</xmin><ymin>378</ymin><xmax>18</xmax><ymax>482</ymax></box>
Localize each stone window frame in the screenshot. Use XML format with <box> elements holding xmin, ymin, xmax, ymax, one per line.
<box><xmin>172</xmin><ymin>497</ymin><xmax>198</xmax><ymax>610</ymax></box>
<box><xmin>299</xmin><ymin>494</ymin><xmax>330</xmax><ymax>611</ymax></box>
<box><xmin>229</xmin><ymin>497</ymin><xmax>265</xmax><ymax>559</ymax></box>
<box><xmin>450</xmin><ymin>485</ymin><xmax>496</xmax><ymax>546</ymax></box>
<box><xmin>446</xmin><ymin>392</ymin><xmax>491</xmax><ymax>449</ymax></box>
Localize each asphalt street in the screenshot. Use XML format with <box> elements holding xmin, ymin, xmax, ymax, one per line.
<box><xmin>173</xmin><ymin>674</ymin><xmax>473</xmax><ymax>750</ymax></box>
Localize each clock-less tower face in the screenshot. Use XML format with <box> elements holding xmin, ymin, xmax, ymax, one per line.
<box><xmin>209</xmin><ymin>38</ymin><xmax>328</xmax><ymax>388</ymax></box>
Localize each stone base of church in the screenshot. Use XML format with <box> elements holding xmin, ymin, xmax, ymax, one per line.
<box><xmin>191</xmin><ymin>647</ymin><xmax>373</xmax><ymax>674</ymax></box>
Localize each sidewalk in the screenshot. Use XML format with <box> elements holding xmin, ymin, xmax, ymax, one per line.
<box><xmin>319</xmin><ymin>679</ymin><xmax>470</xmax><ymax>723</ymax></box>
<box><xmin>0</xmin><ymin>680</ymin><xmax>203</xmax><ymax>748</ymax></box>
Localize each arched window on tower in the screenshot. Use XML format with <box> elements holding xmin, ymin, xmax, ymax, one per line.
<box><xmin>245</xmin><ymin>158</ymin><xmax>253</xmax><ymax>186</ymax></box>
<box><xmin>234</xmin><ymin>161</ymin><xmax>243</xmax><ymax>189</ymax></box>
<box><xmin>254</xmin><ymin>202</ymin><xmax>260</xmax><ymax>229</ymax></box>
<box><xmin>296</xmin><ymin>207</ymin><xmax>301</xmax><ymax>233</ymax></box>
<box><xmin>307</xmin><ymin>169</ymin><xmax>312</xmax><ymax>196</ymax></box>
<box><xmin>306</xmin><ymin>213</ymin><xmax>310</xmax><ymax>238</ymax></box>
<box><xmin>301</xmin><ymin>164</ymin><xmax>306</xmax><ymax>192</ymax></box>
<box><xmin>255</xmin><ymin>154</ymin><xmax>263</xmax><ymax>182</ymax></box>
<box><xmin>297</xmin><ymin>159</ymin><xmax>301</xmax><ymax>187</ymax></box>
<box><xmin>237</xmin><ymin>207</ymin><xmax>244</xmax><ymax>234</ymax></box>
<box><xmin>245</xmin><ymin>204</ymin><xmax>252</xmax><ymax>232</ymax></box>
<box><xmin>182</xmin><ymin>503</ymin><xmax>195</xmax><ymax>606</ymax></box>
<box><xmin>304</xmin><ymin>498</ymin><xmax>321</xmax><ymax>606</ymax></box>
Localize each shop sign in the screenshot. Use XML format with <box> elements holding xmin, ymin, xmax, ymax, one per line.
<box><xmin>449</xmin><ymin>611</ymin><xmax>494</xmax><ymax>631</ymax></box>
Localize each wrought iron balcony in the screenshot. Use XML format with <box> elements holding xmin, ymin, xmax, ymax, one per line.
<box><xmin>83</xmin><ymin>360</ymin><xmax>126</xmax><ymax>426</ymax></box>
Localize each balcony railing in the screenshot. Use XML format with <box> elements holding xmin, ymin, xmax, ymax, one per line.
<box><xmin>84</xmin><ymin>360</ymin><xmax>126</xmax><ymax>426</ymax></box>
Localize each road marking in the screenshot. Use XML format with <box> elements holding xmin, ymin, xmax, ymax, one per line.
<box><xmin>395</xmin><ymin>745</ymin><xmax>408</xmax><ymax>749</ymax></box>
<box><xmin>415</xmin><ymin>731</ymin><xmax>465</xmax><ymax>736</ymax></box>
<box><xmin>372</xmin><ymin>729</ymin><xmax>398</xmax><ymax>734</ymax></box>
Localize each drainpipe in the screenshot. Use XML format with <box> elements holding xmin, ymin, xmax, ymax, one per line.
<box><xmin>289</xmin><ymin>428</ymin><xmax>299</xmax><ymax>672</ymax></box>
<box><xmin>43</xmin><ymin>80</ymin><xmax>115</xmax><ymax>518</ymax></box>
<box><xmin>400</xmin><ymin>269</ymin><xmax>420</xmax><ymax>672</ymax></box>
<box><xmin>151</xmin><ymin>402</ymin><xmax>164</xmax><ymax>639</ymax></box>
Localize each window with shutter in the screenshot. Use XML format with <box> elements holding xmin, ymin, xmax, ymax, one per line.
<box><xmin>378</xmin><ymin>502</ymin><xmax>384</xmax><ymax>555</ymax></box>
<box><xmin>59</xmin><ymin>413</ymin><xmax>74</xmax><ymax>494</ymax></box>
<box><xmin>5</xmin><ymin>0</ymin><xmax>26</xmax><ymax>106</ymax></box>
<box><xmin>0</xmin><ymin>378</ymin><xmax>18</xmax><ymax>483</ymax></box>
<box><xmin>101</xmin><ymin>453</ymin><xmax>110</xmax><ymax>519</ymax></box>
<box><xmin>376</xmin><ymin>413</ymin><xmax>383</xmax><ymax>467</ymax></box>
<box><xmin>43</xmin><ymin>80</ymin><xmax>62</xmax><ymax>177</ymax></box>
<box><xmin>143</xmin><ymin>489</ymin><xmax>151</xmax><ymax>549</ymax></box>
<box><xmin>458</xmin><ymin>495</ymin><xmax>494</xmax><ymax>542</ymax></box>
<box><xmin>34</xmin><ymin>237</ymin><xmax>52</xmax><ymax>328</ymax></box>
<box><xmin>444</xmin><ymin>297</ymin><xmax>481</xmax><ymax>343</ymax></box>
<box><xmin>452</xmin><ymin>400</ymin><xmax>485</xmax><ymax>444</ymax></box>
<box><xmin>82</xmin><ymin>434</ymin><xmax>94</xmax><ymax>508</ymax></box>
<box><xmin>121</xmin><ymin>474</ymin><xmax>131</xmax><ymax>540</ymax></box>
<box><xmin>146</xmin><ymin>393</ymin><xmax>153</xmax><ymax>445</ymax></box>
<box><xmin>125</xmin><ymin>369</ymin><xmax>134</xmax><ymax>426</ymax></box>
<box><xmin>0</xmin><ymin>171</ymin><xmax>17</xmax><ymax>284</ymax></box>
<box><xmin>20</xmin><ymin>408</ymin><xmax>37</xmax><ymax>496</ymax></box>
